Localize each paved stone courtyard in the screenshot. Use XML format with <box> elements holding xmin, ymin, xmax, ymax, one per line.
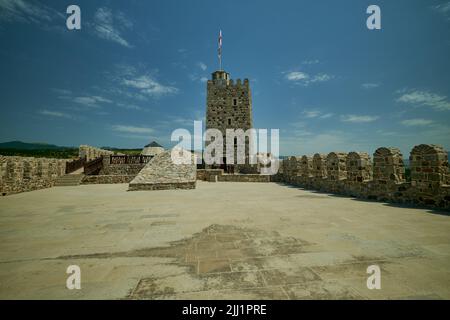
<box><xmin>0</xmin><ymin>182</ymin><xmax>449</xmax><ymax>299</ymax></box>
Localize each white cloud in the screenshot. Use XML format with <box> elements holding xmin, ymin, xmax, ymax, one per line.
<box><xmin>51</xmin><ymin>88</ymin><xmax>72</xmax><ymax>96</ymax></box>
<box><xmin>396</xmin><ymin>90</ymin><xmax>450</xmax><ymax>111</ymax></box>
<box><xmin>340</xmin><ymin>114</ymin><xmax>380</xmax><ymax>123</ymax></box>
<box><xmin>113</xmin><ymin>65</ymin><xmax>178</xmax><ymax>100</ymax></box>
<box><xmin>114</xmin><ymin>133</ymin><xmax>155</xmax><ymax>140</ymax></box>
<box><xmin>361</xmin><ymin>83</ymin><xmax>380</xmax><ymax>89</ymax></box>
<box><xmin>292</xmin><ymin>129</ymin><xmax>313</xmax><ymax>137</ymax></box>
<box><xmin>302</xmin><ymin>110</ymin><xmax>321</xmax><ymax>118</ymax></box>
<box><xmin>106</xmin><ymin>87</ymin><xmax>147</xmax><ymax>102</ymax></box>
<box><xmin>291</xmin><ymin>111</ymin><xmax>334</xmax><ymax>130</ymax></box>
<box><xmin>189</xmin><ymin>73</ymin><xmax>209</xmax><ymax>84</ymax></box>
<box><xmin>433</xmin><ymin>2</ymin><xmax>450</xmax><ymax>19</ymax></box>
<box><xmin>116</xmin><ymin>11</ymin><xmax>133</xmax><ymax>29</ymax></box>
<box><xmin>54</xmin><ymin>88</ymin><xmax>116</xmax><ymax>109</ymax></box>
<box><xmin>0</xmin><ymin>0</ymin><xmax>63</xmax><ymax>24</ymax></box>
<box><xmin>301</xmin><ymin>109</ymin><xmax>333</xmax><ymax>119</ymax></box>
<box><xmin>320</xmin><ymin>113</ymin><xmax>334</xmax><ymax>119</ymax></box>
<box><xmin>302</xmin><ymin>59</ymin><xmax>320</xmax><ymax>65</ymax></box>
<box><xmin>38</xmin><ymin>109</ymin><xmax>74</xmax><ymax>119</ymax></box>
<box><xmin>281</xmin><ymin>130</ymin><xmax>359</xmax><ymax>155</ymax></box>
<box><xmin>284</xmin><ymin>70</ymin><xmax>333</xmax><ymax>85</ymax></box>
<box><xmin>123</xmin><ymin>75</ymin><xmax>178</xmax><ymax>97</ymax></box>
<box><xmin>197</xmin><ymin>62</ymin><xmax>207</xmax><ymax>71</ymax></box>
<box><xmin>289</xmin><ymin>121</ymin><xmax>307</xmax><ymax>129</ymax></box>
<box><xmin>401</xmin><ymin>119</ymin><xmax>434</xmax><ymax>127</ymax></box>
<box><xmin>285</xmin><ymin>71</ymin><xmax>309</xmax><ymax>81</ymax></box>
<box><xmin>72</xmin><ymin>95</ymin><xmax>112</xmax><ymax>108</ymax></box>
<box><xmin>93</xmin><ymin>7</ymin><xmax>132</xmax><ymax>48</ymax></box>
<box><xmin>111</xmin><ymin>125</ymin><xmax>154</xmax><ymax>134</ymax></box>
<box><xmin>116</xmin><ymin>102</ymin><xmax>143</xmax><ymax>111</ymax></box>
<box><xmin>310</xmin><ymin>73</ymin><xmax>333</xmax><ymax>83</ymax></box>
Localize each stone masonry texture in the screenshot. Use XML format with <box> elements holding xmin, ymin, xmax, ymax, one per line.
<box><xmin>271</xmin><ymin>144</ymin><xmax>450</xmax><ymax>210</ymax></box>
<box><xmin>129</xmin><ymin>148</ymin><xmax>196</xmax><ymax>191</ymax></box>
<box><xmin>0</xmin><ymin>156</ymin><xmax>67</xmax><ymax>195</ymax></box>
<box><xmin>205</xmin><ymin>70</ymin><xmax>255</xmax><ymax>172</ymax></box>
<box><xmin>79</xmin><ymin>145</ymin><xmax>114</xmax><ymax>161</ymax></box>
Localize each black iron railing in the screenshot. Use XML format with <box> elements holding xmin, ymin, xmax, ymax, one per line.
<box><xmin>84</xmin><ymin>156</ymin><xmax>104</xmax><ymax>175</ymax></box>
<box><xmin>65</xmin><ymin>156</ymin><xmax>86</xmax><ymax>174</ymax></box>
<box><xmin>109</xmin><ymin>155</ymin><xmax>153</xmax><ymax>165</ymax></box>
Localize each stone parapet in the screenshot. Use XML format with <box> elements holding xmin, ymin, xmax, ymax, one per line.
<box><xmin>99</xmin><ymin>156</ymin><xmax>145</xmax><ymax>175</ymax></box>
<box><xmin>79</xmin><ymin>145</ymin><xmax>114</xmax><ymax>161</ymax></box>
<box><xmin>272</xmin><ymin>144</ymin><xmax>449</xmax><ymax>210</ymax></box>
<box><xmin>0</xmin><ymin>156</ymin><xmax>67</xmax><ymax>195</ymax></box>
<box><xmin>196</xmin><ymin>169</ymin><xmax>224</xmax><ymax>181</ymax></box>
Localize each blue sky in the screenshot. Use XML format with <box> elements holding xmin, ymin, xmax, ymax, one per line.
<box><xmin>0</xmin><ymin>0</ymin><xmax>449</xmax><ymax>157</ymax></box>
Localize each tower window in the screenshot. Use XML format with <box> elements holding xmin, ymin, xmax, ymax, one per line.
<box><xmin>228</xmin><ymin>119</ymin><xmax>232</xmax><ymax>125</ymax></box>
<box><xmin>233</xmin><ymin>98</ymin><xmax>238</xmax><ymax>106</ymax></box>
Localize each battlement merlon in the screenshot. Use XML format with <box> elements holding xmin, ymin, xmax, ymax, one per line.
<box><xmin>208</xmin><ymin>70</ymin><xmax>250</xmax><ymax>88</ymax></box>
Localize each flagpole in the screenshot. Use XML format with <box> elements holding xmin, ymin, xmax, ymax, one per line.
<box><xmin>218</xmin><ymin>30</ymin><xmax>222</xmax><ymax>71</ymax></box>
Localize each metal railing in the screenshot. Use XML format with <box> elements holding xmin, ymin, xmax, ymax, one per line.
<box><xmin>84</xmin><ymin>156</ymin><xmax>104</xmax><ymax>175</ymax></box>
<box><xmin>65</xmin><ymin>156</ymin><xmax>86</xmax><ymax>174</ymax></box>
<box><xmin>109</xmin><ymin>155</ymin><xmax>153</xmax><ymax>165</ymax></box>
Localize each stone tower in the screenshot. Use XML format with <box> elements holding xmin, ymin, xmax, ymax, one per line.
<box><xmin>205</xmin><ymin>70</ymin><xmax>254</xmax><ymax>173</ymax></box>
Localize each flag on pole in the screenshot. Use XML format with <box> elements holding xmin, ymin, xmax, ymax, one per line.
<box><xmin>218</xmin><ymin>30</ymin><xmax>222</xmax><ymax>70</ymax></box>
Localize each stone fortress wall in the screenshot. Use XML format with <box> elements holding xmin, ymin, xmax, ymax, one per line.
<box><xmin>81</xmin><ymin>146</ymin><xmax>146</xmax><ymax>184</ymax></box>
<box><xmin>197</xmin><ymin>169</ymin><xmax>270</xmax><ymax>182</ymax></box>
<box><xmin>273</xmin><ymin>144</ymin><xmax>450</xmax><ymax>210</ymax></box>
<box><xmin>99</xmin><ymin>156</ymin><xmax>145</xmax><ymax>175</ymax></box>
<box><xmin>0</xmin><ymin>156</ymin><xmax>67</xmax><ymax>195</ymax></box>
<box><xmin>82</xmin><ymin>156</ymin><xmax>144</xmax><ymax>185</ymax></box>
<box><xmin>79</xmin><ymin>145</ymin><xmax>114</xmax><ymax>161</ymax></box>
<box><xmin>0</xmin><ymin>145</ymin><xmax>116</xmax><ymax>194</ymax></box>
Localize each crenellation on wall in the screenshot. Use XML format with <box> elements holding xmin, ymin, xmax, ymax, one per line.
<box><xmin>326</xmin><ymin>152</ymin><xmax>347</xmax><ymax>181</ymax></box>
<box><xmin>346</xmin><ymin>152</ymin><xmax>372</xmax><ymax>183</ymax></box>
<box><xmin>273</xmin><ymin>144</ymin><xmax>449</xmax><ymax>210</ymax></box>
<box><xmin>0</xmin><ymin>158</ymin><xmax>6</xmax><ymax>185</ymax></box>
<box><xmin>22</xmin><ymin>158</ymin><xmax>36</xmax><ymax>181</ymax></box>
<box><xmin>409</xmin><ymin>144</ymin><xmax>449</xmax><ymax>207</ymax></box>
<box><xmin>0</xmin><ymin>156</ymin><xmax>67</xmax><ymax>195</ymax></box>
<box><xmin>373</xmin><ymin>147</ymin><xmax>405</xmax><ymax>184</ymax></box>
<box><xmin>300</xmin><ymin>155</ymin><xmax>313</xmax><ymax>178</ymax></box>
<box><xmin>282</xmin><ymin>156</ymin><xmax>301</xmax><ymax>184</ymax></box>
<box><xmin>312</xmin><ymin>154</ymin><xmax>327</xmax><ymax>179</ymax></box>
<box><xmin>79</xmin><ymin>145</ymin><xmax>114</xmax><ymax>161</ymax></box>
<box><xmin>410</xmin><ymin>144</ymin><xmax>448</xmax><ymax>188</ymax></box>
<box><xmin>37</xmin><ymin>160</ymin><xmax>48</xmax><ymax>178</ymax></box>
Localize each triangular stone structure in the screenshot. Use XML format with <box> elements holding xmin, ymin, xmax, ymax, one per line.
<box><xmin>129</xmin><ymin>148</ymin><xmax>196</xmax><ymax>191</ymax></box>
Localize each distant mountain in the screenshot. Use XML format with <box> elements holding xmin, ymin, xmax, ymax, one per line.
<box><xmin>101</xmin><ymin>146</ymin><xmax>140</xmax><ymax>151</ymax></box>
<box><xmin>0</xmin><ymin>141</ymin><xmax>71</xmax><ymax>150</ymax></box>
